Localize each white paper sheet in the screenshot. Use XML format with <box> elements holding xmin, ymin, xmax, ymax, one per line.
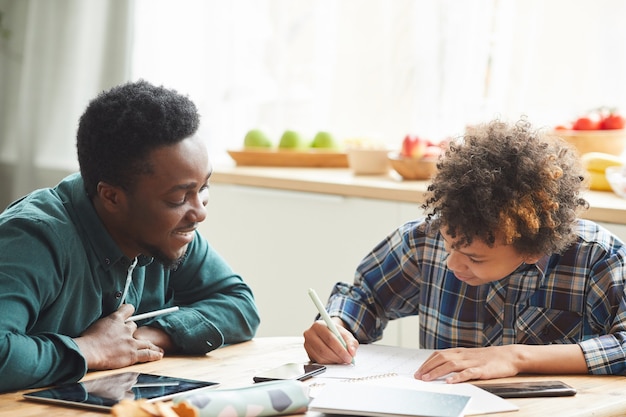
<box><xmin>309</xmin><ymin>381</ymin><xmax>472</xmax><ymax>417</ymax></box>
<box><xmin>306</xmin><ymin>344</ymin><xmax>518</xmax><ymax>415</ymax></box>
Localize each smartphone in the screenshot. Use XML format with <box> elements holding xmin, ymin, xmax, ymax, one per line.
<box><xmin>253</xmin><ymin>363</ymin><xmax>326</xmax><ymax>383</ymax></box>
<box><xmin>472</xmin><ymin>380</ymin><xmax>577</xmax><ymax>398</ymax></box>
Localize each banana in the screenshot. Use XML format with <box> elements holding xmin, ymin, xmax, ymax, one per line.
<box><xmin>580</xmin><ymin>152</ymin><xmax>625</xmax><ymax>191</ymax></box>
<box><xmin>586</xmin><ymin>170</ymin><xmax>613</xmax><ymax>191</ymax></box>
<box><xmin>580</xmin><ymin>152</ymin><xmax>624</xmax><ymax>172</ymax></box>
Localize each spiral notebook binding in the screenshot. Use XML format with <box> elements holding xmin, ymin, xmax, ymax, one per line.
<box><xmin>342</xmin><ymin>372</ymin><xmax>398</xmax><ymax>382</ymax></box>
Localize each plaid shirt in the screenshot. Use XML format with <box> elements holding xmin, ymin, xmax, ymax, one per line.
<box><xmin>327</xmin><ymin>218</ymin><xmax>626</xmax><ymax>375</ymax></box>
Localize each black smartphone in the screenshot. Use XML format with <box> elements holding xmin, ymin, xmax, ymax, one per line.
<box><xmin>472</xmin><ymin>380</ymin><xmax>577</xmax><ymax>398</ymax></box>
<box><xmin>253</xmin><ymin>363</ymin><xmax>326</xmax><ymax>383</ymax></box>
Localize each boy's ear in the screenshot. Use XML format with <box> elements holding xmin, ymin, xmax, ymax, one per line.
<box><xmin>96</xmin><ymin>181</ymin><xmax>126</xmax><ymax>212</ymax></box>
<box><xmin>523</xmin><ymin>255</ymin><xmax>542</xmax><ymax>265</ymax></box>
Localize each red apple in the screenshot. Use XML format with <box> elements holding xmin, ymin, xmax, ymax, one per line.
<box><xmin>401</xmin><ymin>134</ymin><xmax>427</xmax><ymax>158</ymax></box>
<box><xmin>400</xmin><ymin>135</ymin><xmax>415</xmax><ymax>157</ymax></box>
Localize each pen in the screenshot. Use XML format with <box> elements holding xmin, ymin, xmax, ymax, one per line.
<box><xmin>308</xmin><ymin>288</ymin><xmax>355</xmax><ymax>365</ymax></box>
<box><xmin>125</xmin><ymin>306</ymin><xmax>180</xmax><ymax>322</ymax></box>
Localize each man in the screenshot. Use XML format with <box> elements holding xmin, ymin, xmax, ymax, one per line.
<box><xmin>303</xmin><ymin>117</ymin><xmax>626</xmax><ymax>382</ymax></box>
<box><xmin>0</xmin><ymin>80</ymin><xmax>260</xmax><ymax>392</ymax></box>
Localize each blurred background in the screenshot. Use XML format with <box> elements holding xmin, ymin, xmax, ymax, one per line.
<box><xmin>1</xmin><ymin>0</ymin><xmax>625</xmax><ymax>206</ymax></box>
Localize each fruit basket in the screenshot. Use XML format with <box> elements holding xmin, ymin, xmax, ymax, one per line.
<box><xmin>388</xmin><ymin>152</ymin><xmax>438</xmax><ymax>180</ymax></box>
<box><xmin>553</xmin><ymin>129</ymin><xmax>626</xmax><ymax>157</ymax></box>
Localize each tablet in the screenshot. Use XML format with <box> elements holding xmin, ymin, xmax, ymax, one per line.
<box><xmin>472</xmin><ymin>380</ymin><xmax>576</xmax><ymax>398</ymax></box>
<box><xmin>23</xmin><ymin>372</ymin><xmax>219</xmax><ymax>411</ymax></box>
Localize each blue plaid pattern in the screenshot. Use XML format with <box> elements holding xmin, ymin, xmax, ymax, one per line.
<box><xmin>326</xmin><ymin>218</ymin><xmax>626</xmax><ymax>375</ymax></box>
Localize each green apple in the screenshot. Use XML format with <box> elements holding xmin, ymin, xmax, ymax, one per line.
<box><xmin>244</xmin><ymin>129</ymin><xmax>272</xmax><ymax>148</ymax></box>
<box><xmin>310</xmin><ymin>131</ymin><xmax>338</xmax><ymax>149</ymax></box>
<box><xmin>278</xmin><ymin>130</ymin><xmax>306</xmax><ymax>149</ymax></box>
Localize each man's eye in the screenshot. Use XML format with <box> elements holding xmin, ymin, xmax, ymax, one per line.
<box><xmin>167</xmin><ymin>193</ymin><xmax>188</xmax><ymax>207</ymax></box>
<box><xmin>169</xmin><ymin>199</ymin><xmax>186</xmax><ymax>207</ymax></box>
<box><xmin>169</xmin><ymin>186</ymin><xmax>209</xmax><ymax>207</ymax></box>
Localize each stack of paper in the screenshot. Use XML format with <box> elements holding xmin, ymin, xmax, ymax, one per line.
<box><xmin>309</xmin><ymin>382</ymin><xmax>471</xmax><ymax>417</ymax></box>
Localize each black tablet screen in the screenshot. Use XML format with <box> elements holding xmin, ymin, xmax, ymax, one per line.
<box><xmin>23</xmin><ymin>372</ymin><xmax>218</xmax><ymax>410</ymax></box>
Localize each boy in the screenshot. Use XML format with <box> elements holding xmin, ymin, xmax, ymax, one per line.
<box><xmin>304</xmin><ymin>117</ymin><xmax>626</xmax><ymax>383</ymax></box>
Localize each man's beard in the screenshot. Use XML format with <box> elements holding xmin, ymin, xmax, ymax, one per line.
<box><xmin>142</xmin><ymin>244</ymin><xmax>187</xmax><ymax>271</ymax></box>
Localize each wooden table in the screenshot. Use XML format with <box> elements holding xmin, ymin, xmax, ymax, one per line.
<box><xmin>2</xmin><ymin>337</ymin><xmax>626</xmax><ymax>416</ymax></box>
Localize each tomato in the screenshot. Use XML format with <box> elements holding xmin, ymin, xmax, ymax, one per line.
<box><xmin>572</xmin><ymin>117</ymin><xmax>600</xmax><ymax>130</ymax></box>
<box><xmin>600</xmin><ymin>113</ymin><xmax>625</xmax><ymax>130</ymax></box>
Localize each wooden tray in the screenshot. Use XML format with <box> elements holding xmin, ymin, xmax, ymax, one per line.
<box><xmin>227</xmin><ymin>149</ymin><xmax>349</xmax><ymax>167</ymax></box>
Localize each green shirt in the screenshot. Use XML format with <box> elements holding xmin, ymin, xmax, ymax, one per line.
<box><xmin>0</xmin><ymin>173</ymin><xmax>260</xmax><ymax>392</ymax></box>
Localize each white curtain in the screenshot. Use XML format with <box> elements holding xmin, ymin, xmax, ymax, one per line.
<box><xmin>0</xmin><ymin>0</ymin><xmax>133</xmax><ymax>206</ymax></box>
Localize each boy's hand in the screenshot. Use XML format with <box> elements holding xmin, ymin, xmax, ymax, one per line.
<box><xmin>303</xmin><ymin>319</ymin><xmax>358</xmax><ymax>364</ymax></box>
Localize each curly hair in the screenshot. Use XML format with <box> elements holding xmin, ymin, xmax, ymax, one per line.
<box><xmin>76</xmin><ymin>80</ymin><xmax>200</xmax><ymax>198</ymax></box>
<box><xmin>423</xmin><ymin>117</ymin><xmax>589</xmax><ymax>257</ymax></box>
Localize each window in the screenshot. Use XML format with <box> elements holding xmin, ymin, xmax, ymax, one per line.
<box><xmin>132</xmin><ymin>0</ymin><xmax>626</xmax><ymax>161</ymax></box>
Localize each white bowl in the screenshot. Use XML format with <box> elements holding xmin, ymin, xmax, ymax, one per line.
<box><xmin>346</xmin><ymin>147</ymin><xmax>391</xmax><ymax>175</ymax></box>
<box><xmin>606</xmin><ymin>165</ymin><xmax>626</xmax><ymax>199</ymax></box>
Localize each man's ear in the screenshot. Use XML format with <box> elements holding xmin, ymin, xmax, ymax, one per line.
<box><xmin>96</xmin><ymin>181</ymin><xmax>126</xmax><ymax>212</ymax></box>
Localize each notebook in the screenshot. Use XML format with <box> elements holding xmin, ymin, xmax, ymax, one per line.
<box><xmin>308</xmin><ymin>382</ymin><xmax>471</xmax><ymax>417</ymax></box>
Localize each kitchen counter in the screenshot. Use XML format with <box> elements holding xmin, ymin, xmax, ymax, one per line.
<box><xmin>206</xmin><ymin>164</ymin><xmax>625</xmax><ymax>340</ymax></box>
<box><xmin>212</xmin><ymin>164</ymin><xmax>626</xmax><ymax>225</ymax></box>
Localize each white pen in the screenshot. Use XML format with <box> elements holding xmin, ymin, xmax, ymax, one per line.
<box><xmin>125</xmin><ymin>306</ymin><xmax>179</xmax><ymax>322</ymax></box>
<box><xmin>308</xmin><ymin>288</ymin><xmax>355</xmax><ymax>365</ymax></box>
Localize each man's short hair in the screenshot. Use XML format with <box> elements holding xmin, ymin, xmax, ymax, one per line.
<box><xmin>76</xmin><ymin>80</ymin><xmax>200</xmax><ymax>198</ymax></box>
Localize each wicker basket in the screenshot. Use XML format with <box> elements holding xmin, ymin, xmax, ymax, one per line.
<box><xmin>553</xmin><ymin>129</ymin><xmax>626</xmax><ymax>157</ymax></box>
<box><xmin>388</xmin><ymin>153</ymin><xmax>438</xmax><ymax>180</ymax></box>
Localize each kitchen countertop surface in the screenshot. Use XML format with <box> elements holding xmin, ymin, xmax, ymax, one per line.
<box><xmin>212</xmin><ymin>163</ymin><xmax>626</xmax><ymax>225</ymax></box>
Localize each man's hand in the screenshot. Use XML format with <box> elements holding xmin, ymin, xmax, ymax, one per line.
<box><xmin>134</xmin><ymin>326</ymin><xmax>177</xmax><ymax>353</ymax></box>
<box><xmin>74</xmin><ymin>304</ymin><xmax>164</xmax><ymax>370</ymax></box>
<box><xmin>303</xmin><ymin>318</ymin><xmax>358</xmax><ymax>364</ymax></box>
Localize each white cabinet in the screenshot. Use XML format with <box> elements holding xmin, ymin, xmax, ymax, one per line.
<box><xmin>200</xmin><ymin>184</ymin><xmax>423</xmax><ymax>347</ymax></box>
